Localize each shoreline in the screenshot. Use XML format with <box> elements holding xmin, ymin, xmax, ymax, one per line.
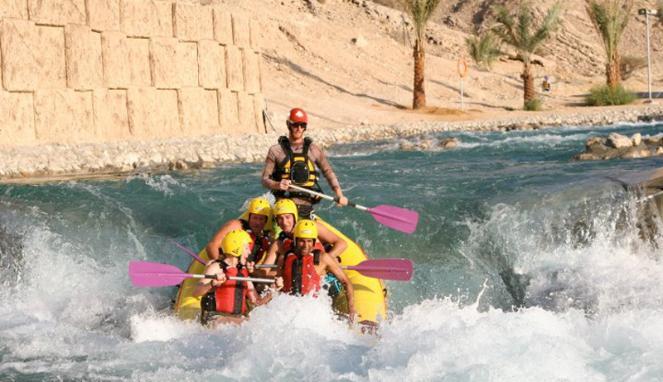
<box><xmin>2</xmin><ymin>104</ymin><xmax>663</xmax><ymax>184</ymax></box>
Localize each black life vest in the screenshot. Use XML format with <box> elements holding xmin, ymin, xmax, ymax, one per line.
<box><xmin>240</xmin><ymin>219</ymin><xmax>271</xmax><ymax>263</ymax></box>
<box><xmin>277</xmin><ymin>231</ymin><xmax>294</xmax><ymax>254</ymax></box>
<box><xmin>271</xmin><ymin>136</ymin><xmax>322</xmax><ymax>203</ymax></box>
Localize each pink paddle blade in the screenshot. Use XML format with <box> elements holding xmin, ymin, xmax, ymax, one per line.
<box><xmin>368</xmin><ymin>205</ymin><xmax>419</xmax><ymax>234</ymax></box>
<box><xmin>346</xmin><ymin>258</ymin><xmax>414</xmax><ymax>281</ymax></box>
<box><xmin>129</xmin><ymin>260</ymin><xmax>191</xmax><ymax>287</ymax></box>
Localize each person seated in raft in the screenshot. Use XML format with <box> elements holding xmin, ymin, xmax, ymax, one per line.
<box><xmin>277</xmin><ymin>219</ymin><xmax>356</xmax><ymax>321</ymax></box>
<box><xmin>194</xmin><ymin>230</ymin><xmax>283</xmax><ymax>327</ymax></box>
<box><xmin>260</xmin><ymin>198</ymin><xmax>347</xmax><ymax>269</ymax></box>
<box><xmin>260</xmin><ymin>199</ymin><xmax>350</xmax><ymax>308</ymax></box>
<box><xmin>205</xmin><ymin>197</ymin><xmax>272</xmax><ymax>264</ymax></box>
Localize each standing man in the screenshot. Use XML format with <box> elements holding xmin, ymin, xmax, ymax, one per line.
<box><xmin>262</xmin><ymin>107</ymin><xmax>348</xmax><ymax>219</ymax></box>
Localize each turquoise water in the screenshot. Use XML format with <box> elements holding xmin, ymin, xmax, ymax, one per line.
<box><xmin>1</xmin><ymin>122</ymin><xmax>663</xmax><ymax>381</ymax></box>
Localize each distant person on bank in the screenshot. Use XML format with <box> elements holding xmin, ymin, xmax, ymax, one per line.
<box><xmin>542</xmin><ymin>76</ymin><xmax>552</xmax><ymax>93</ymax></box>
<box><xmin>262</xmin><ymin>107</ymin><xmax>348</xmax><ymax>219</ymax></box>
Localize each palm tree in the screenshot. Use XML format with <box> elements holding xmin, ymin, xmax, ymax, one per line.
<box><xmin>402</xmin><ymin>0</ymin><xmax>442</xmax><ymax>109</ymax></box>
<box><xmin>585</xmin><ymin>0</ymin><xmax>634</xmax><ymax>89</ymax></box>
<box><xmin>493</xmin><ymin>2</ymin><xmax>562</xmax><ymax>109</ymax></box>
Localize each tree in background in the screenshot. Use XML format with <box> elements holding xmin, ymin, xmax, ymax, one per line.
<box><xmin>401</xmin><ymin>0</ymin><xmax>442</xmax><ymax>109</ymax></box>
<box><xmin>466</xmin><ymin>31</ymin><xmax>502</xmax><ymax>70</ymax></box>
<box><xmin>659</xmin><ymin>0</ymin><xmax>663</xmax><ymax>24</ymax></box>
<box><xmin>585</xmin><ymin>0</ymin><xmax>633</xmax><ymax>89</ymax></box>
<box><xmin>493</xmin><ymin>2</ymin><xmax>562</xmax><ymax>110</ymax></box>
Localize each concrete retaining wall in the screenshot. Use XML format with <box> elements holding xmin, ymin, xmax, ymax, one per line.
<box><xmin>0</xmin><ymin>0</ymin><xmax>265</xmax><ymax>146</ymax></box>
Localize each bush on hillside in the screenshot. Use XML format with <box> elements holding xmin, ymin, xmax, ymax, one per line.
<box><xmin>524</xmin><ymin>98</ymin><xmax>542</xmax><ymax>111</ymax></box>
<box><xmin>585</xmin><ymin>84</ymin><xmax>637</xmax><ymax>106</ymax></box>
<box><xmin>466</xmin><ymin>31</ymin><xmax>502</xmax><ymax>70</ymax></box>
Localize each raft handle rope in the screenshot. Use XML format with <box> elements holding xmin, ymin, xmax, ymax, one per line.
<box><xmin>262</xmin><ymin>103</ymin><xmax>278</xmax><ymax>134</ymax></box>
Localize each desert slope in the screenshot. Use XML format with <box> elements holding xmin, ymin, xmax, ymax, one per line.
<box><xmin>217</xmin><ymin>0</ymin><xmax>662</xmax><ymax>128</ymax></box>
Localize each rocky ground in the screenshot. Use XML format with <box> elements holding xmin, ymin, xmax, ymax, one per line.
<box><xmin>2</xmin><ymin>104</ymin><xmax>662</xmax><ymax>182</ymax></box>
<box><xmin>575</xmin><ymin>131</ymin><xmax>663</xmax><ymax>161</ymax></box>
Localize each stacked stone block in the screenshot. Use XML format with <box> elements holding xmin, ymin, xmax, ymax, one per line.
<box><xmin>0</xmin><ymin>1</ymin><xmax>265</xmax><ymax>146</ymax></box>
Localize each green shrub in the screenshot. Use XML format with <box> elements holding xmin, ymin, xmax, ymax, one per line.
<box><xmin>466</xmin><ymin>32</ymin><xmax>502</xmax><ymax>70</ymax></box>
<box><xmin>585</xmin><ymin>84</ymin><xmax>637</xmax><ymax>106</ymax></box>
<box><xmin>524</xmin><ymin>98</ymin><xmax>542</xmax><ymax>111</ymax></box>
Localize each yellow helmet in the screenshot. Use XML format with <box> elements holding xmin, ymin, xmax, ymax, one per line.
<box><xmin>221</xmin><ymin>230</ymin><xmax>253</xmax><ymax>257</ymax></box>
<box><xmin>247</xmin><ymin>197</ymin><xmax>272</xmax><ymax>220</ymax></box>
<box><xmin>273</xmin><ymin>199</ymin><xmax>298</xmax><ymax>222</ymax></box>
<box><xmin>294</xmin><ymin>219</ymin><xmax>317</xmax><ymax>240</ymax></box>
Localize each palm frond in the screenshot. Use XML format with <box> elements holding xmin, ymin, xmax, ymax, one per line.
<box><xmin>585</xmin><ymin>0</ymin><xmax>633</xmax><ymax>58</ymax></box>
<box><xmin>492</xmin><ymin>2</ymin><xmax>561</xmax><ymax>58</ymax></box>
<box><xmin>517</xmin><ymin>4</ymin><xmax>533</xmax><ymax>51</ymax></box>
<box><xmin>493</xmin><ymin>5</ymin><xmax>519</xmax><ymax>48</ymax></box>
<box><xmin>466</xmin><ymin>31</ymin><xmax>503</xmax><ymax>69</ymax></box>
<box><xmin>402</xmin><ymin>0</ymin><xmax>443</xmax><ymax>41</ymax></box>
<box><xmin>529</xmin><ymin>2</ymin><xmax>562</xmax><ymax>53</ymax></box>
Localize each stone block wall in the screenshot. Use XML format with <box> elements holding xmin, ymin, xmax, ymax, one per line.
<box><xmin>0</xmin><ymin>0</ymin><xmax>265</xmax><ymax>146</ymax></box>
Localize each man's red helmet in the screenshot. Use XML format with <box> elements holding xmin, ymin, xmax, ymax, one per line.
<box><xmin>287</xmin><ymin>108</ymin><xmax>308</xmax><ymax>124</ymax></box>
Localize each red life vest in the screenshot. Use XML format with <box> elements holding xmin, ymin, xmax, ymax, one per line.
<box><xmin>213</xmin><ymin>264</ymin><xmax>249</xmax><ymax>315</ymax></box>
<box><xmin>282</xmin><ymin>250</ymin><xmax>322</xmax><ymax>296</ymax></box>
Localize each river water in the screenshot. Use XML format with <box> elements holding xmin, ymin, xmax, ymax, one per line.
<box><xmin>1</xmin><ymin>122</ymin><xmax>663</xmax><ymax>381</ymax></box>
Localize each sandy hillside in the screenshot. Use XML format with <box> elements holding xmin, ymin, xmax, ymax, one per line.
<box><xmin>217</xmin><ymin>0</ymin><xmax>662</xmax><ymax>129</ymax></box>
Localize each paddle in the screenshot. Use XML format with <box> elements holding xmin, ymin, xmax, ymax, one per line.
<box><xmin>170</xmin><ymin>240</ymin><xmax>414</xmax><ymax>281</ymax></box>
<box><xmin>288</xmin><ymin>184</ymin><xmax>419</xmax><ymax>234</ymax></box>
<box><xmin>256</xmin><ymin>258</ymin><xmax>414</xmax><ymax>282</ymax></box>
<box><xmin>170</xmin><ymin>239</ymin><xmax>206</xmax><ymax>264</ymax></box>
<box><xmin>344</xmin><ymin>258</ymin><xmax>413</xmax><ymax>281</ymax></box>
<box><xmin>128</xmin><ymin>260</ymin><xmax>275</xmax><ymax>288</ymax></box>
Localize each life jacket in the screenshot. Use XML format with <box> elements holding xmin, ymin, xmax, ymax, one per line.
<box><xmin>240</xmin><ymin>219</ymin><xmax>271</xmax><ymax>264</ymax></box>
<box><xmin>277</xmin><ymin>231</ymin><xmax>295</xmax><ymax>254</ymax></box>
<box><xmin>202</xmin><ymin>262</ymin><xmax>249</xmax><ymax>316</ymax></box>
<box><xmin>282</xmin><ymin>250</ymin><xmax>322</xmax><ymax>296</ymax></box>
<box><xmin>271</xmin><ymin>136</ymin><xmax>322</xmax><ymax>203</ymax></box>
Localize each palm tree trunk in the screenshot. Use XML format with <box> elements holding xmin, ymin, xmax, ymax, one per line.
<box><xmin>413</xmin><ymin>38</ymin><xmax>426</xmax><ymax>109</ymax></box>
<box><xmin>606</xmin><ymin>54</ymin><xmax>621</xmax><ymax>88</ymax></box>
<box><xmin>522</xmin><ymin>62</ymin><xmax>535</xmax><ymax>104</ymax></box>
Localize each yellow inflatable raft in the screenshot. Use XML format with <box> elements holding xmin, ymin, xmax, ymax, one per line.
<box><xmin>173</xmin><ymin>216</ymin><xmax>388</xmax><ymax>325</ymax></box>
